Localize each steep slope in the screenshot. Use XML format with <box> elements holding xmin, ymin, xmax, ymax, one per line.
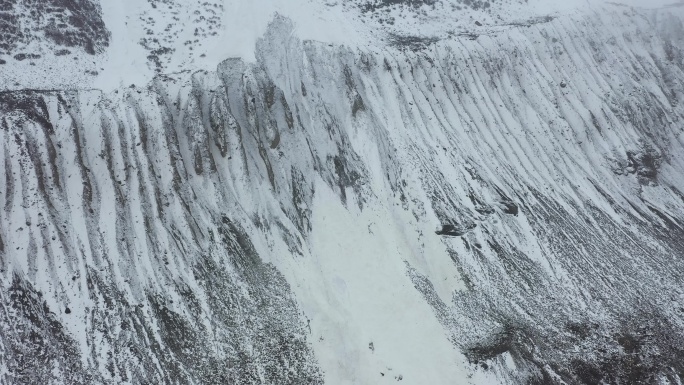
<box><xmin>1</xmin><ymin>4</ymin><xmax>684</xmax><ymax>385</ymax></box>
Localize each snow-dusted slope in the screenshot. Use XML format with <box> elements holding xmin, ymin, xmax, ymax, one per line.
<box><xmin>2</xmin><ymin>2</ymin><xmax>684</xmax><ymax>385</ymax></box>
<box><xmin>2</xmin><ymin>0</ymin><xmax>678</xmax><ymax>91</ymax></box>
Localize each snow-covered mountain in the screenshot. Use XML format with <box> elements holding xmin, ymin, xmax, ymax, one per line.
<box><xmin>2</xmin><ymin>0</ymin><xmax>684</xmax><ymax>384</ymax></box>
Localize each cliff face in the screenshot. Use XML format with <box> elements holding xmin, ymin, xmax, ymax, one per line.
<box><xmin>1</xmin><ymin>7</ymin><xmax>684</xmax><ymax>384</ymax></box>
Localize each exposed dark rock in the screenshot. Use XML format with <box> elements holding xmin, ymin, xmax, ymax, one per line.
<box><xmin>13</xmin><ymin>53</ymin><xmax>40</xmax><ymax>61</ymax></box>
<box><xmin>436</xmin><ymin>222</ymin><xmax>477</xmax><ymax>236</ymax></box>
<box><xmin>613</xmin><ymin>143</ymin><xmax>663</xmax><ymax>184</ymax></box>
<box><xmin>0</xmin><ymin>0</ymin><xmax>109</xmax><ymax>57</ymax></box>
<box><xmin>388</xmin><ymin>33</ymin><xmax>440</xmax><ymax>50</ymax></box>
<box><xmin>499</xmin><ymin>200</ymin><xmax>518</xmax><ymax>216</ymax></box>
<box><xmin>627</xmin><ymin>146</ymin><xmax>662</xmax><ymax>184</ymax></box>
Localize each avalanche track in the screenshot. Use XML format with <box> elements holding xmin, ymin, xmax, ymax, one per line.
<box><xmin>2</xmin><ymin>6</ymin><xmax>684</xmax><ymax>385</ymax></box>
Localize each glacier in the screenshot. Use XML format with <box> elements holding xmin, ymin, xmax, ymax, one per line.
<box><xmin>1</xmin><ymin>2</ymin><xmax>684</xmax><ymax>384</ymax></box>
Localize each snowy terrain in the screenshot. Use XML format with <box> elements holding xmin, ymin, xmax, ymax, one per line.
<box><xmin>1</xmin><ymin>0</ymin><xmax>678</xmax><ymax>90</ymax></box>
<box><xmin>2</xmin><ymin>0</ymin><xmax>684</xmax><ymax>384</ymax></box>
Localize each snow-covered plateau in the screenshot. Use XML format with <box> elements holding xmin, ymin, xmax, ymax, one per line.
<box><xmin>2</xmin><ymin>0</ymin><xmax>684</xmax><ymax>384</ymax></box>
